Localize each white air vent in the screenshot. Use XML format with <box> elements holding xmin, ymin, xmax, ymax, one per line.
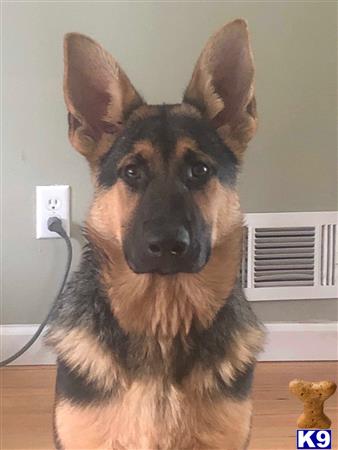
<box><xmin>242</xmin><ymin>212</ymin><xmax>338</xmax><ymax>301</ymax></box>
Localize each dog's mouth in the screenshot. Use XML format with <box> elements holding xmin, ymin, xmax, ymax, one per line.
<box><xmin>126</xmin><ymin>261</ymin><xmax>206</xmax><ymax>276</ymax></box>
<box><xmin>124</xmin><ymin>243</ymin><xmax>210</xmax><ymax>276</ymax></box>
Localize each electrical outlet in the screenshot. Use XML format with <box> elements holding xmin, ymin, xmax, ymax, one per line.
<box><xmin>36</xmin><ymin>185</ymin><xmax>70</xmax><ymax>239</ymax></box>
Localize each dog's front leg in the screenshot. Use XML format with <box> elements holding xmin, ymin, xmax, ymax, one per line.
<box><xmin>190</xmin><ymin>398</ymin><xmax>253</xmax><ymax>450</ymax></box>
<box><xmin>54</xmin><ymin>399</ymin><xmax>116</xmax><ymax>450</ymax></box>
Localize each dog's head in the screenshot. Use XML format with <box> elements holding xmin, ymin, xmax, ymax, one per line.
<box><xmin>64</xmin><ymin>19</ymin><xmax>257</xmax><ymax>276</ymax></box>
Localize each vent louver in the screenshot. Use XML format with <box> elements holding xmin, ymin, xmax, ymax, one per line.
<box><xmin>254</xmin><ymin>227</ymin><xmax>315</xmax><ymax>287</ymax></box>
<box><xmin>242</xmin><ymin>212</ymin><xmax>337</xmax><ymax>301</ymax></box>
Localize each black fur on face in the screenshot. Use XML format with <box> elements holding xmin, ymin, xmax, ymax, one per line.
<box><xmin>98</xmin><ymin>105</ymin><xmax>239</xmax><ymax>275</ymax></box>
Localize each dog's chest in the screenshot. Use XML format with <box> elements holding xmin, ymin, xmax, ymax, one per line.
<box><xmin>56</xmin><ymin>378</ymin><xmax>192</xmax><ymax>449</ymax></box>
<box><xmin>55</xmin><ymin>378</ymin><xmax>252</xmax><ymax>450</ymax></box>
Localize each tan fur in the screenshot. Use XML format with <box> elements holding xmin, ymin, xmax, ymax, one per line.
<box><xmin>217</xmin><ymin>327</ymin><xmax>264</xmax><ymax>384</ymax></box>
<box><xmin>46</xmin><ymin>327</ymin><xmax>126</xmax><ymax>392</ymax></box>
<box><xmin>130</xmin><ymin>139</ymin><xmax>156</xmax><ymax>160</ymax></box>
<box><xmin>184</xmin><ymin>326</ymin><xmax>264</xmax><ymax>396</ymax></box>
<box><xmin>217</xmin><ymin>118</ymin><xmax>258</xmax><ymax>163</ymax></box>
<box><xmin>170</xmin><ymin>103</ymin><xmax>202</xmax><ymax>119</ymax></box>
<box><xmin>173</xmin><ymin>137</ymin><xmax>214</xmax><ymax>167</ymax></box>
<box><xmin>174</xmin><ymin>136</ymin><xmax>199</xmax><ymax>157</ymax></box>
<box><xmin>183</xmin><ymin>364</ymin><xmax>216</xmax><ymax>396</ymax></box>
<box><xmin>194</xmin><ymin>180</ymin><xmax>242</xmax><ymax>245</ymax></box>
<box><xmin>56</xmin><ymin>386</ymin><xmax>252</xmax><ymax>450</ymax></box>
<box><xmin>87</xmin><ymin>180</ymin><xmax>139</xmax><ymax>244</ymax></box>
<box><xmin>116</xmin><ymin>139</ymin><xmax>161</xmax><ymax>172</ymax></box>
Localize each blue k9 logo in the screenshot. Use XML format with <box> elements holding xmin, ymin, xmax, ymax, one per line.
<box><xmin>297</xmin><ymin>430</ymin><xmax>332</xmax><ymax>449</ymax></box>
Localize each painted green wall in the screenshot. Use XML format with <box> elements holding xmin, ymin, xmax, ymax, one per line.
<box><xmin>2</xmin><ymin>1</ymin><xmax>337</xmax><ymax>324</ymax></box>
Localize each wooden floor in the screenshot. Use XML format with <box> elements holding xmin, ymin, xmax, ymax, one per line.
<box><xmin>1</xmin><ymin>362</ymin><xmax>337</xmax><ymax>450</ymax></box>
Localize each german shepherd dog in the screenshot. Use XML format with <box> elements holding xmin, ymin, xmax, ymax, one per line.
<box><xmin>46</xmin><ymin>19</ymin><xmax>265</xmax><ymax>450</ymax></box>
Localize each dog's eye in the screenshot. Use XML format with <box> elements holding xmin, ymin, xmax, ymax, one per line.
<box><xmin>124</xmin><ymin>164</ymin><xmax>141</xmax><ymax>179</ymax></box>
<box><xmin>189</xmin><ymin>162</ymin><xmax>210</xmax><ymax>179</ymax></box>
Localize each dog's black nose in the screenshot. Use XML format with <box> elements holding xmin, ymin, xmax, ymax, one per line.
<box><xmin>124</xmin><ymin>219</ymin><xmax>207</xmax><ymax>274</ymax></box>
<box><xmin>147</xmin><ymin>227</ymin><xmax>190</xmax><ymax>258</ymax></box>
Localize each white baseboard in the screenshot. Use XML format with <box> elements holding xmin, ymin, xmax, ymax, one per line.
<box><xmin>260</xmin><ymin>322</ymin><xmax>338</xmax><ymax>361</ymax></box>
<box><xmin>1</xmin><ymin>322</ymin><xmax>337</xmax><ymax>365</ymax></box>
<box><xmin>0</xmin><ymin>324</ymin><xmax>56</xmax><ymax>365</ymax></box>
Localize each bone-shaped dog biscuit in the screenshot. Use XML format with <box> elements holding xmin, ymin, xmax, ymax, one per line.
<box><xmin>289</xmin><ymin>379</ymin><xmax>337</xmax><ymax>429</ymax></box>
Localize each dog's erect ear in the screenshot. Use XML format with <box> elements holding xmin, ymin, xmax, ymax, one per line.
<box><xmin>64</xmin><ymin>33</ymin><xmax>143</xmax><ymax>164</ymax></box>
<box><xmin>183</xmin><ymin>19</ymin><xmax>257</xmax><ymax>158</ymax></box>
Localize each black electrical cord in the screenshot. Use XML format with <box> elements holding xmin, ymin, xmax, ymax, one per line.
<box><xmin>0</xmin><ymin>217</ymin><xmax>72</xmax><ymax>367</ymax></box>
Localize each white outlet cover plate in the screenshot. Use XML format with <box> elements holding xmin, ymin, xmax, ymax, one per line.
<box><xmin>36</xmin><ymin>185</ymin><xmax>70</xmax><ymax>239</ymax></box>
